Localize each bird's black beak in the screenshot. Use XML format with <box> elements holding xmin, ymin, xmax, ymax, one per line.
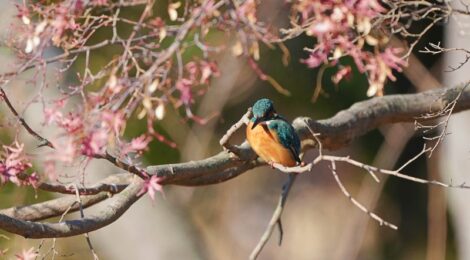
<box><xmin>252</xmin><ymin>117</ymin><xmax>261</xmax><ymax>129</ymax></box>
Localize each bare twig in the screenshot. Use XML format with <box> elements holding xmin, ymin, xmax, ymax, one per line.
<box><xmin>0</xmin><ymin>87</ymin><xmax>53</xmax><ymax>148</ymax></box>
<box><xmin>73</xmin><ymin>184</ymin><xmax>99</xmax><ymax>260</ymax></box>
<box><xmin>94</xmin><ymin>152</ymin><xmax>148</xmax><ymax>179</ymax></box>
<box><xmin>219</xmin><ymin>108</ymin><xmax>252</xmax><ymax>155</ymax></box>
<box><xmin>415</xmin><ymin>82</ymin><xmax>469</xmax><ymax>156</ymax></box>
<box><xmin>249</xmin><ymin>173</ymin><xmax>297</xmax><ymax>260</ymax></box>
<box><xmin>271</xmin><ymin>162</ymin><xmax>312</xmax><ymax>173</ymax></box>
<box><xmin>316</xmin><ymin>155</ymin><xmax>470</xmax><ymax>189</ymax></box>
<box><xmin>35</xmin><ymin>173</ymin><xmax>131</xmax><ymax>195</ymax></box>
<box><xmin>329</xmin><ymin>161</ymin><xmax>398</xmax><ymax>230</ymax></box>
<box><xmin>420</xmin><ymin>42</ymin><xmax>470</xmax><ymax>72</ymax></box>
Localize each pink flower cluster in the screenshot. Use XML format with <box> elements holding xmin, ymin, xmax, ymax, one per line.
<box><xmin>138</xmin><ymin>175</ymin><xmax>164</xmax><ymax>201</ymax></box>
<box><xmin>295</xmin><ymin>0</ymin><xmax>407</xmax><ymax>96</ymax></box>
<box><xmin>15</xmin><ymin>247</ymin><xmax>37</xmax><ymax>260</ymax></box>
<box><xmin>43</xmin><ymin>99</ymin><xmax>151</xmax><ymax>179</ymax></box>
<box><xmin>177</xmin><ymin>60</ymin><xmax>220</xmax><ymax>106</ymax></box>
<box><xmin>17</xmin><ymin>1</ymin><xmax>82</xmax><ymax>54</ymax></box>
<box><xmin>0</xmin><ymin>141</ymin><xmax>38</xmax><ymax>187</ymax></box>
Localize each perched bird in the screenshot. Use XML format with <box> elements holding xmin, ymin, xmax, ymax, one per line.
<box><xmin>246</xmin><ymin>98</ymin><xmax>301</xmax><ymax>167</ymax></box>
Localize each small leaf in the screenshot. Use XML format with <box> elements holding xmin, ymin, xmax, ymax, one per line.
<box><xmin>232</xmin><ymin>41</ymin><xmax>243</xmax><ymax>56</ymax></box>
<box><xmin>367</xmin><ymin>83</ymin><xmax>378</xmax><ymax>97</ymax></box>
<box><xmin>137</xmin><ymin>108</ymin><xmax>147</xmax><ymax>119</ymax></box>
<box><xmin>168</xmin><ymin>2</ymin><xmax>181</xmax><ymax>21</ymax></box>
<box><xmin>21</xmin><ymin>16</ymin><xmax>30</xmax><ymax>25</ymax></box>
<box><xmin>148</xmin><ymin>79</ymin><xmax>159</xmax><ymax>93</ymax></box>
<box><xmin>159</xmin><ymin>28</ymin><xmax>167</xmax><ymax>43</ymax></box>
<box><xmin>35</xmin><ymin>21</ymin><xmax>47</xmax><ymax>34</ymax></box>
<box><xmin>25</xmin><ymin>39</ymin><xmax>33</xmax><ymax>53</ymax></box>
<box><xmin>143</xmin><ymin>97</ymin><xmax>152</xmax><ymax>110</ymax></box>
<box><xmin>155</xmin><ymin>103</ymin><xmax>165</xmax><ymax>120</ymax></box>
<box><xmin>250</xmin><ymin>41</ymin><xmax>260</xmax><ymax>61</ymax></box>
<box><xmin>365</xmin><ymin>35</ymin><xmax>378</xmax><ymax>46</ymax></box>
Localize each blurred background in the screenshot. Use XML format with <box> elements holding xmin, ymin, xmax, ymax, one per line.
<box><xmin>1</xmin><ymin>0</ymin><xmax>470</xmax><ymax>259</ymax></box>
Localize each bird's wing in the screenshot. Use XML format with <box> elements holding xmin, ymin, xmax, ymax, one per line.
<box><xmin>272</xmin><ymin>120</ymin><xmax>301</xmax><ymax>163</ymax></box>
<box><xmin>290</xmin><ymin>131</ymin><xmax>301</xmax><ymax>163</ymax></box>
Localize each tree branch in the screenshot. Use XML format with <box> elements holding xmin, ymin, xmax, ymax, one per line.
<box><xmin>0</xmin><ymin>178</ymin><xmax>143</xmax><ymax>238</ymax></box>
<box><xmin>2</xmin><ymin>84</ymin><xmax>470</xmax><ymax>239</ymax></box>
<box><xmin>293</xmin><ymin>83</ymin><xmax>470</xmax><ymax>150</ymax></box>
<box><xmin>250</xmin><ymin>173</ymin><xmax>297</xmax><ymax>260</ymax></box>
<box><xmin>0</xmin><ymin>192</ymin><xmax>110</xmax><ymax>221</ymax></box>
<box><xmin>36</xmin><ymin>173</ymin><xmax>131</xmax><ymax>195</ymax></box>
<box><xmin>153</xmin><ymin>84</ymin><xmax>470</xmax><ymax>186</ymax></box>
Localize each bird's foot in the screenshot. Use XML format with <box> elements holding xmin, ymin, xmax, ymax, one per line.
<box><xmin>268</xmin><ymin>161</ymin><xmax>275</xmax><ymax>169</ymax></box>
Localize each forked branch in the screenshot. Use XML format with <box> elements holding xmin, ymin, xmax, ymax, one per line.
<box><xmin>2</xmin><ymin>84</ymin><xmax>470</xmax><ymax>239</ymax></box>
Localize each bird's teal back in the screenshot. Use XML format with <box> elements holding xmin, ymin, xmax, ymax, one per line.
<box><xmin>267</xmin><ymin>119</ymin><xmax>301</xmax><ymax>163</ymax></box>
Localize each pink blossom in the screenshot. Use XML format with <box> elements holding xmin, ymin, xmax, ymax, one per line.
<box><xmin>44</xmin><ymin>107</ymin><xmax>63</xmax><ymax>125</ymax></box>
<box><xmin>101</xmin><ymin>110</ymin><xmax>125</xmax><ymax>135</ymax></box>
<box><xmin>22</xmin><ymin>172</ymin><xmax>39</xmax><ymax>188</ymax></box>
<box><xmin>15</xmin><ymin>4</ymin><xmax>30</xmax><ymax>24</ymax></box>
<box><xmin>130</xmin><ymin>135</ymin><xmax>151</xmax><ymax>151</ymax></box>
<box><xmin>43</xmin><ymin>160</ymin><xmax>57</xmax><ymax>181</ymax></box>
<box><xmin>200</xmin><ymin>61</ymin><xmax>220</xmax><ymax>84</ymax></box>
<box><xmin>58</xmin><ymin>113</ymin><xmax>83</xmax><ymax>134</ymax></box>
<box><xmin>380</xmin><ymin>48</ymin><xmax>407</xmax><ymax>71</ymax></box>
<box><xmin>15</xmin><ymin>247</ymin><xmax>37</xmax><ymax>260</ymax></box>
<box><xmin>184</xmin><ymin>60</ymin><xmax>219</xmax><ymax>84</ymax></box>
<box><xmin>44</xmin><ymin>137</ymin><xmax>77</xmax><ymax>181</ymax></box>
<box><xmin>309</xmin><ymin>19</ymin><xmax>335</xmax><ymax>36</ymax></box>
<box><xmin>138</xmin><ymin>175</ymin><xmax>163</xmax><ymax>201</ymax></box>
<box><xmin>0</xmin><ymin>142</ymin><xmax>35</xmax><ymax>187</ymax></box>
<box><xmin>353</xmin><ymin>0</ymin><xmax>386</xmax><ymax>16</ymax></box>
<box><xmin>122</xmin><ymin>135</ymin><xmax>152</xmax><ymax>154</ymax></box>
<box><xmin>238</xmin><ymin>0</ymin><xmax>257</xmax><ymax>23</ymax></box>
<box><xmin>49</xmin><ymin>137</ymin><xmax>77</xmax><ymax>164</ymax></box>
<box><xmin>176</xmin><ymin>78</ymin><xmax>194</xmax><ymax>105</ymax></box>
<box><xmin>51</xmin><ymin>5</ymin><xmax>78</xmax><ymax>36</ymax></box>
<box><xmin>149</xmin><ymin>17</ymin><xmax>165</xmax><ymax>28</ymax></box>
<box><xmin>185</xmin><ymin>62</ymin><xmax>199</xmax><ymax>82</ymax></box>
<box><xmin>44</xmin><ymin>100</ymin><xmax>66</xmax><ymax>125</ymax></box>
<box><xmin>15</xmin><ymin>4</ymin><xmax>30</xmax><ymax>18</ymax></box>
<box><xmin>81</xmin><ymin>130</ymin><xmax>108</xmax><ymax>156</ymax></box>
<box><xmin>302</xmin><ymin>50</ymin><xmax>329</xmax><ymax>68</ymax></box>
<box><xmin>332</xmin><ymin>66</ymin><xmax>352</xmax><ymax>84</ymax></box>
<box><xmin>293</xmin><ymin>0</ymin><xmax>406</xmax><ymax>95</ymax></box>
<box><xmin>92</xmin><ymin>0</ymin><xmax>108</xmax><ymax>6</ymax></box>
<box><xmin>73</xmin><ymin>0</ymin><xmax>84</xmax><ymax>13</ymax></box>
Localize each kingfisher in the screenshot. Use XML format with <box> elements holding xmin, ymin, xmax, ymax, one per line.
<box><xmin>246</xmin><ymin>98</ymin><xmax>302</xmax><ymax>167</ymax></box>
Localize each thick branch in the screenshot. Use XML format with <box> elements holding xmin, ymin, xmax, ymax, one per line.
<box><xmin>293</xmin><ymin>84</ymin><xmax>470</xmax><ymax>150</ymax></box>
<box><xmin>2</xmin><ymin>84</ymin><xmax>470</xmax><ymax>239</ymax></box>
<box><xmin>149</xmin><ymin>143</ymin><xmax>259</xmax><ymax>185</ymax></box>
<box><xmin>153</xmin><ymin>84</ymin><xmax>470</xmax><ymax>185</ymax></box>
<box><xmin>0</xmin><ymin>192</ymin><xmax>110</xmax><ymax>221</ymax></box>
<box><xmin>37</xmin><ymin>173</ymin><xmax>131</xmax><ymax>195</ymax></box>
<box><xmin>0</xmin><ymin>178</ymin><xmax>143</xmax><ymax>238</ymax></box>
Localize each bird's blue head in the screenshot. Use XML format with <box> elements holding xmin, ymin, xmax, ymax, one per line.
<box><xmin>251</xmin><ymin>98</ymin><xmax>276</xmax><ymax>129</ymax></box>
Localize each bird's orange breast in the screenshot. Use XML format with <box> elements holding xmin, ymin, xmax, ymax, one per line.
<box><xmin>246</xmin><ymin>121</ymin><xmax>297</xmax><ymax>167</ymax></box>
